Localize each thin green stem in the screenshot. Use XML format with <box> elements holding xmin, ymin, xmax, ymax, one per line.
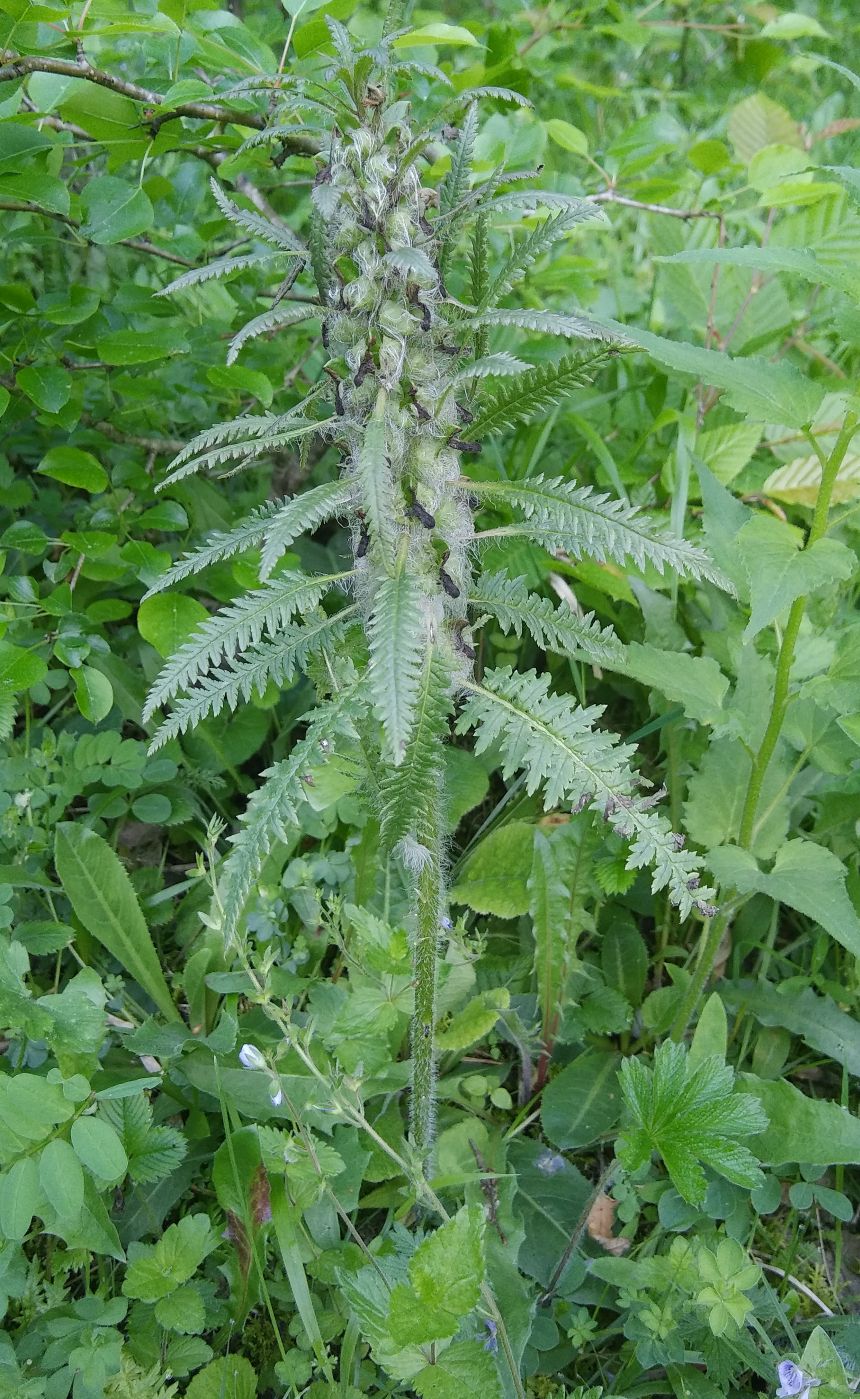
<box><xmin>738</xmin><ymin>412</ymin><xmax>858</xmax><ymax>848</ymax></box>
<box><xmin>669</xmin><ymin>912</ymin><xmax>727</xmax><ymax>1041</ymax></box>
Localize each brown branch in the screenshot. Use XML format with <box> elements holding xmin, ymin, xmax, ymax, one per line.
<box><xmin>591</xmin><ymin>190</ymin><xmax>721</xmax><ymax>220</ymax></box>
<box><xmin>0</xmin><ymin>52</ymin><xmax>319</xmax><ymax>153</ymax></box>
<box><xmin>0</xmin><ymin>200</ymin><xmax>197</xmax><ymax>265</ymax></box>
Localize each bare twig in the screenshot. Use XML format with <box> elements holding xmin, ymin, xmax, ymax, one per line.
<box><xmin>0</xmin><ymin>52</ymin><xmax>319</xmax><ymax>153</ymax></box>
<box><xmin>591</xmin><ymin>189</ymin><xmax>721</xmax><ymax>221</ymax></box>
<box><xmin>0</xmin><ymin>201</ymin><xmax>197</xmax><ymax>266</ymax></box>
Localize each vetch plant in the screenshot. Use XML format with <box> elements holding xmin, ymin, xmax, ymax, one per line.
<box><xmin>144</xmin><ymin>17</ymin><xmax>724</xmax><ymax>1169</ymax></box>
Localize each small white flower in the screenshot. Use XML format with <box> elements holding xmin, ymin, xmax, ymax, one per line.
<box><xmin>269</xmin><ymin>1082</ymin><xmax>283</xmax><ymax>1107</ymax></box>
<box><xmin>238</xmin><ymin>1043</ymin><xmax>266</xmax><ymax>1071</ymax></box>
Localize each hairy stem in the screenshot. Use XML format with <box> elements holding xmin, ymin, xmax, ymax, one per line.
<box><xmin>410</xmin><ymin>813</ymin><xmax>444</xmax><ymax>1172</ymax></box>
<box><xmin>738</xmin><ymin>411</ymin><xmax>858</xmax><ymax>849</ymax></box>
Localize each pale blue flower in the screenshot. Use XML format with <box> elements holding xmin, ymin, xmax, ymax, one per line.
<box><xmin>239</xmin><ymin>1043</ymin><xmax>266</xmax><ymax>1071</ymax></box>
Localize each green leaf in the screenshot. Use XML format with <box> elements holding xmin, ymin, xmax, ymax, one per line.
<box><xmin>155</xmin><ymin>1283</ymin><xmax>206</xmax><ymax>1335</ymax></box>
<box><xmin>80</xmin><ymin>175</ymin><xmax>154</xmax><ymax>245</ymax></box>
<box><xmin>54</xmin><ymin>823</ymin><xmax>180</xmax><ymax>1021</ymax></box>
<box><xmin>737</xmin><ymin>516</ymin><xmax>855</xmax><ymax>639</ymax></box>
<box><xmin>71</xmin><ymin>666</ymin><xmax>114</xmax><ymax>723</ymax></box>
<box><xmin>595</xmin><ymin>319</ymin><xmax>824</xmax><ymax>426</ymax></box>
<box><xmin>16</xmin><ymin>364</ymin><xmax>71</xmax><ymax>413</ymax></box>
<box><xmin>97</xmin><ymin>327</ymin><xmax>188</xmax><ymax>366</ymax></box>
<box><xmin>708</xmin><ymin>840</ymin><xmax>860</xmax><ymax>960</ymax></box>
<box><xmin>689</xmin><ymin>992</ymin><xmax>728</xmax><ymax>1067</ymax></box>
<box><xmin>727</xmin><ymin>93</ymin><xmax>802</xmax><ymax>163</ymax></box>
<box><xmin>39</xmin><ymin>1138</ymin><xmax>84</xmax><ymax>1226</ymax></box>
<box><xmin>0</xmin><ymin>1157</ymin><xmax>41</xmax><ymax>1241</ymax></box>
<box><xmin>451</xmin><ymin>820</ymin><xmax>534</xmax><ymax>918</ymax></box>
<box><xmin>723</xmin><ymin>981</ymin><xmax>860</xmax><ymax>1077</ymax></box>
<box><xmin>616</xmin><ymin>643</ymin><xmax>729</xmax><ymax>726</ymax></box>
<box><xmin>545</xmin><ymin>118</ymin><xmax>588</xmax><ymax>154</ymax></box>
<box><xmin>71</xmin><ymin>1116</ymin><xmax>129</xmax><ymax>1183</ymax></box>
<box><xmin>123</xmin><ymin>1213</ymin><xmax>216</xmax><ymax>1301</ymax></box>
<box><xmin>0</xmin><ymin>641</ymin><xmax>47</xmax><ymax>693</ymax></box>
<box><xmin>37</xmin><ymin>445</ymin><xmax>108</xmax><ymax>493</ymax></box>
<box><xmin>761</xmin><ymin>12</ymin><xmax>829</xmax><ymax>39</ymax></box>
<box><xmin>740</xmin><ymin>1075</ymin><xmax>860</xmax><ymax>1165</ymax></box>
<box><xmin>414</xmin><ymin>1341</ymin><xmax>503</xmax><ymax>1399</ymax></box>
<box><xmin>388</xmin><ymin>1206</ymin><xmax>485</xmax><ymax>1346</ymax></box>
<box><xmin>436</xmin><ymin>988</ymin><xmax>509</xmax><ymax>1052</ymax></box>
<box><xmin>618</xmin><ymin>1040</ymin><xmax>767</xmax><ymax>1204</ymax></box>
<box><xmin>542</xmin><ymin>1049</ymin><xmax>622</xmax><ymax>1149</ymax></box>
<box><xmin>367</xmin><ymin>572</ymin><xmax>426</xmax><ymax>765</ymax></box>
<box><xmin>138</xmin><ymin>594</ymin><xmax>210</xmax><ymax>659</ymax></box>
<box><xmin>601</xmin><ymin>920</ymin><xmax>648</xmax><ymax>1007</ymax></box>
<box><xmin>393</xmin><ymin>23</ymin><xmax>480</xmax><ymax>46</ymax></box>
<box><xmin>185</xmin><ymin>1356</ymin><xmax>257</xmax><ymax>1399</ymax></box>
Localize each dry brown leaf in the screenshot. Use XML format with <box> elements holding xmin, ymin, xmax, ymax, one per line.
<box><xmin>587</xmin><ymin>1192</ymin><xmax>630</xmax><ymax>1255</ymax></box>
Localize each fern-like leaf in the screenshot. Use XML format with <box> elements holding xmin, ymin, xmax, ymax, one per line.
<box><xmin>439</xmin><ymin>102</ymin><xmax>478</xmax><ymax>220</ymax></box>
<box><xmin>209</xmin><ymin>179</ymin><xmax>306</xmax><ymax>252</ymax></box>
<box><xmin>142</xmin><ymin>505</ymin><xmax>279</xmax><ymax>597</ymax></box>
<box><xmin>220</xmin><ymin>689</ymin><xmax>364</xmax><ymax>944</ymax></box>
<box><xmin>160</xmin><ymin>417</ymin><xmax>322</xmax><ymax>487</ymax></box>
<box><xmin>469</xmin><ymin>572</ymin><xmax>624</xmax><ymax>665</ymax></box>
<box><xmin>227</xmin><ymin>301</ymin><xmax>317</xmax><ymax>365</ymax></box>
<box><xmin>0</xmin><ymin>692</ymin><xmax>16</xmax><ymax>742</ymax></box>
<box><xmin>149</xmin><ymin>608</ymin><xmax>356</xmax><ymax>750</ymax></box>
<box><xmin>482</xmin><ymin>206</ymin><xmax>604</xmax><ymax>308</ymax></box>
<box><xmin>143</xmin><ymin>570</ymin><xmax>349</xmax><ymax>720</ymax></box>
<box><xmin>447</xmin><ymin>352</ymin><xmax>530</xmax><ymax>385</ymax></box>
<box><xmin>469</xmin><ymin>475</ymin><xmax>730</xmax><ymax>585</ymax></box>
<box><xmin>468</xmin><ymin>351</ymin><xmax>615</xmax><ymax>436</ymax></box>
<box><xmin>379</xmin><ymin>648</ymin><xmax>453</xmax><ymax>850</ymax></box>
<box><xmin>368</xmin><ymin>573</ymin><xmax>427</xmax><ymax>765</ymax></box>
<box><xmin>155</xmin><ymin>251</ymin><xmax>296</xmax><ymax>297</ymax></box>
<box><xmin>457</xmin><ymin>667</ymin><xmax>714</xmax><ymax>917</ymax></box>
<box><xmin>468</xmin><ymin>305</ymin><xmax>618</xmax><ymax>344</ymax></box>
<box><xmin>257</xmin><ymin>479</ymin><xmax>352</xmax><ymax>578</ymax></box>
<box><xmin>354</xmin><ymin>411</ymin><xmax>400</xmax><ymax>569</ymax></box>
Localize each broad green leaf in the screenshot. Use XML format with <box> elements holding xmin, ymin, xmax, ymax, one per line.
<box><xmin>388</xmin><ymin>1206</ymin><xmax>485</xmax><ymax>1346</ymax></box>
<box><xmin>436</xmin><ymin>988</ymin><xmax>509</xmax><ymax>1052</ymax></box>
<box><xmin>545</xmin><ymin>118</ymin><xmax>588</xmax><ymax>154</ymax></box>
<box><xmin>0</xmin><ymin>1157</ymin><xmax>41</xmax><ymax>1240</ymax></box>
<box><xmin>16</xmin><ymin>364</ymin><xmax>71</xmax><ymax>413</ymax></box>
<box><xmin>542</xmin><ymin>1049</ymin><xmax>622</xmax><ymax>1149</ymax></box>
<box><xmin>0</xmin><ymin>122</ymin><xmax>52</xmax><ymax>172</ymax></box>
<box><xmin>37</xmin><ymin>446</ymin><xmax>108</xmax><ymax>493</ymax></box>
<box><xmin>741</xmin><ymin>1075</ymin><xmax>860</xmax><ymax>1164</ymax></box>
<box><xmin>763</xmin><ymin>449</ymin><xmax>860</xmax><ymax>506</ymax></box>
<box><xmin>393</xmin><ymin>23</ymin><xmax>480</xmax><ymax>47</ymax></box>
<box><xmin>618</xmin><ymin>1040</ymin><xmax>767</xmax><ymax>1204</ymax></box>
<box><xmin>507</xmin><ymin>1137</ymin><xmax>591</xmax><ymax>1287</ymax></box>
<box><xmin>694</xmin><ymin>422</ymin><xmax>761</xmax><ymax>487</ymax></box>
<box><xmin>185</xmin><ymin>1356</ymin><xmax>257</xmax><ymax>1399</ymax></box>
<box><xmin>97</xmin><ymin>327</ymin><xmax>188</xmax><ymax>365</ymax></box>
<box><xmin>39</xmin><ymin>1138</ymin><xmax>84</xmax><ymax>1226</ymax></box>
<box><xmin>71</xmin><ymin>666</ymin><xmax>114</xmax><ymax>723</ymax></box>
<box><xmin>723</xmin><ymin>981</ymin><xmax>860</xmax><ymax>1077</ymax></box>
<box><xmin>413</xmin><ymin>1341</ymin><xmax>503</xmax><ymax>1399</ymax></box>
<box><xmin>80</xmin><ymin>176</ymin><xmax>154</xmax><ymax>244</ymax></box>
<box><xmin>0</xmin><ymin>641</ymin><xmax>48</xmax><ymax>693</ymax></box>
<box><xmin>596</xmin><ymin>319</ymin><xmax>825</xmax><ymax>426</ymax></box>
<box><xmin>123</xmin><ymin>1213</ymin><xmax>216</xmax><ymax>1300</ymax></box>
<box><xmin>727</xmin><ymin>93</ymin><xmax>802</xmax><ymax>163</ymax></box>
<box><xmin>616</xmin><ymin>643</ymin><xmax>729</xmax><ymax>725</ymax></box>
<box><xmin>71</xmin><ymin>1116</ymin><xmax>129</xmax><ymax>1183</ymax></box>
<box><xmin>451</xmin><ymin>821</ymin><xmax>534</xmax><ymax>918</ymax></box>
<box><xmin>659</xmin><ymin>246</ymin><xmax>857</xmax><ymax>302</ymax></box>
<box><xmin>689</xmin><ymin>993</ymin><xmax>728</xmax><ymax>1067</ymax></box>
<box><xmin>708</xmin><ymin>840</ymin><xmax>860</xmax><ymax>959</ymax></box>
<box><xmin>54</xmin><ymin>823</ymin><xmax>180</xmax><ymax>1021</ymax></box>
<box><xmin>137</xmin><ymin>594</ymin><xmax>209</xmax><ymax>658</ymax></box>
<box><xmin>761</xmin><ymin>12</ymin><xmax>829</xmax><ymax>39</ymax></box>
<box><xmin>737</xmin><ymin>515</ymin><xmax>854</xmax><ymax>639</ymax></box>
<box><xmin>601</xmin><ymin>919</ymin><xmax>648</xmax><ymax>1007</ymax></box>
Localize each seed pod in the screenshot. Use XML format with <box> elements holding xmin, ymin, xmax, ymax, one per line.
<box><xmin>409</xmin><ymin>496</ymin><xmax>436</xmax><ymax>530</ymax></box>
<box><xmin>356</xmin><ymin>524</ymin><xmax>370</xmax><ymax>558</ymax></box>
<box><xmin>449</xmin><ymin>438</ymin><xmax>481</xmax><ymax>454</ymax></box>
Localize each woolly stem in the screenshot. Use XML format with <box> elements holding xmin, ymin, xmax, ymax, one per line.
<box><xmin>410</xmin><ymin>797</ymin><xmax>445</xmax><ymax>1173</ymax></box>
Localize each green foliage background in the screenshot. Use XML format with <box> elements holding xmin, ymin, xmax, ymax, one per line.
<box><xmin>1</xmin><ymin>1</ymin><xmax>860</xmax><ymax>1396</ymax></box>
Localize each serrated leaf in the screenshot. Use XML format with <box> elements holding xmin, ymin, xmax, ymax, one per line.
<box><xmin>618</xmin><ymin>1040</ymin><xmax>767</xmax><ymax>1204</ymax></box>
<box><xmin>123</xmin><ymin>1214</ymin><xmax>216</xmax><ymax>1300</ymax></box>
<box><xmin>387</xmin><ymin>1206</ymin><xmax>485</xmax><ymax>1346</ymax></box>
<box><xmin>737</xmin><ymin>515</ymin><xmax>854</xmax><ymax>639</ymax></box>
